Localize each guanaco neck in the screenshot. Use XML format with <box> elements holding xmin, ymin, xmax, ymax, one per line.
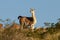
<box><xmin>31</xmin><ymin>11</ymin><xmax>37</xmax><ymax>24</ymax></box>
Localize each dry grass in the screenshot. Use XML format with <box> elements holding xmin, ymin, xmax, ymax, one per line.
<box><xmin>0</xmin><ymin>23</ymin><xmax>60</xmax><ymax>40</ymax></box>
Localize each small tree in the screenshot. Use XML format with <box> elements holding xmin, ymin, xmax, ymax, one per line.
<box><xmin>58</xmin><ymin>18</ymin><xmax>60</xmax><ymax>24</ymax></box>
<box><xmin>0</xmin><ymin>19</ymin><xmax>4</xmax><ymax>22</ymax></box>
<box><xmin>44</xmin><ymin>22</ymin><xmax>51</xmax><ymax>28</ymax></box>
<box><xmin>55</xmin><ymin>18</ymin><xmax>60</xmax><ymax>29</ymax></box>
<box><xmin>51</xmin><ymin>23</ymin><xmax>55</xmax><ymax>27</ymax></box>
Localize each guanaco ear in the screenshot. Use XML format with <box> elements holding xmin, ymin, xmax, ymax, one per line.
<box><xmin>30</xmin><ymin>8</ymin><xmax>35</xmax><ymax>13</ymax></box>
<box><xmin>30</xmin><ymin>8</ymin><xmax>35</xmax><ymax>11</ymax></box>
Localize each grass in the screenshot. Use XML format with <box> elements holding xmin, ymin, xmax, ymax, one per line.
<box><xmin>0</xmin><ymin>23</ymin><xmax>60</xmax><ymax>40</ymax></box>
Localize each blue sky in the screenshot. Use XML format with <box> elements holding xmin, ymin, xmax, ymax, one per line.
<box><xmin>0</xmin><ymin>0</ymin><xmax>60</xmax><ymax>27</ymax></box>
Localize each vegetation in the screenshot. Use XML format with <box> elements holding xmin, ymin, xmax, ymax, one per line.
<box><xmin>0</xmin><ymin>18</ymin><xmax>60</xmax><ymax>40</ymax></box>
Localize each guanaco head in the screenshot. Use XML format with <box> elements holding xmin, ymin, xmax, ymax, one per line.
<box><xmin>30</xmin><ymin>8</ymin><xmax>35</xmax><ymax>14</ymax></box>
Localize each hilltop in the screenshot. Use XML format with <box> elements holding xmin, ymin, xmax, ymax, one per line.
<box><xmin>0</xmin><ymin>22</ymin><xmax>60</xmax><ymax>40</ymax></box>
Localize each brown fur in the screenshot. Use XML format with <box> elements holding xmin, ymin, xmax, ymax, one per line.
<box><xmin>18</xmin><ymin>16</ymin><xmax>34</xmax><ymax>29</ymax></box>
